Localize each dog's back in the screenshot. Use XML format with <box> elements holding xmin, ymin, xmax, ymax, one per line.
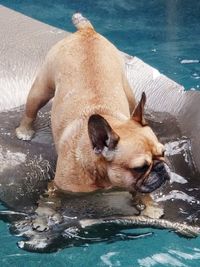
<box><xmin>48</xmin><ymin>14</ymin><xmax>132</xmax><ymax>145</ymax></box>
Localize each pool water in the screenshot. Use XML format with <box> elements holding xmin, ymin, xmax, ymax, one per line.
<box><xmin>0</xmin><ymin>1</ymin><xmax>200</xmax><ymax>266</ymax></box>
<box><xmin>1</xmin><ymin>0</ymin><xmax>200</xmax><ymax>90</ymax></box>
<box><xmin>1</xmin><ymin>201</ymin><xmax>200</xmax><ymax>267</ymax></box>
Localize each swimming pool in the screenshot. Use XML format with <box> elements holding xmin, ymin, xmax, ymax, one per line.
<box><xmin>1</xmin><ymin>0</ymin><xmax>200</xmax><ymax>90</ymax></box>
<box><xmin>0</xmin><ymin>210</ymin><xmax>200</xmax><ymax>267</ymax></box>
<box><xmin>0</xmin><ymin>1</ymin><xmax>200</xmax><ymax>267</ymax></box>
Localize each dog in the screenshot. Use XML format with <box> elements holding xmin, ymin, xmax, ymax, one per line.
<box><xmin>16</xmin><ymin>13</ymin><xmax>169</xmax><ymax>217</ymax></box>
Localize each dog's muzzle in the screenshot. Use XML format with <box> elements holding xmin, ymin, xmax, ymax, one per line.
<box><xmin>135</xmin><ymin>161</ymin><xmax>170</xmax><ymax>193</ymax></box>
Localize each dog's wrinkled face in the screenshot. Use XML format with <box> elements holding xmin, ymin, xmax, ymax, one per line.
<box><xmin>88</xmin><ymin>93</ymin><xmax>170</xmax><ymax>193</ymax></box>
<box><xmin>105</xmin><ymin>126</ymin><xmax>169</xmax><ymax>193</ymax></box>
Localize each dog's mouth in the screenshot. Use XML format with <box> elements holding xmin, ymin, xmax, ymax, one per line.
<box><xmin>135</xmin><ymin>161</ymin><xmax>170</xmax><ymax>193</ymax></box>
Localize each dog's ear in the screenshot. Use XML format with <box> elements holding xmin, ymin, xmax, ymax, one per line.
<box><xmin>88</xmin><ymin>114</ymin><xmax>119</xmax><ymax>159</ymax></box>
<box><xmin>131</xmin><ymin>92</ymin><xmax>147</xmax><ymax>126</ymax></box>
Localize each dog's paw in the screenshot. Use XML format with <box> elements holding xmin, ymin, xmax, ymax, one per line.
<box><xmin>131</xmin><ymin>193</ymin><xmax>146</xmax><ymax>212</ymax></box>
<box><xmin>140</xmin><ymin>204</ymin><xmax>164</xmax><ymax>219</ymax></box>
<box><xmin>16</xmin><ymin>126</ymin><xmax>35</xmax><ymax>141</ymax></box>
<box><xmin>32</xmin><ymin>217</ymin><xmax>49</xmax><ymax>232</ymax></box>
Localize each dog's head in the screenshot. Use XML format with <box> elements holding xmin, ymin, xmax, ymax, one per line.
<box><xmin>88</xmin><ymin>93</ymin><xmax>170</xmax><ymax>193</ymax></box>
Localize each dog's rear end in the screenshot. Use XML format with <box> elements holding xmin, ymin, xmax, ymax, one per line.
<box><xmin>51</xmin><ymin>13</ymin><xmax>136</xmax><ymax>147</ymax></box>
<box><xmin>16</xmin><ymin>13</ymin><xmax>135</xmax><ymax>143</ymax></box>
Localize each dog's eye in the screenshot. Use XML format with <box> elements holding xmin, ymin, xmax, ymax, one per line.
<box><xmin>132</xmin><ymin>164</ymin><xmax>149</xmax><ymax>173</ymax></box>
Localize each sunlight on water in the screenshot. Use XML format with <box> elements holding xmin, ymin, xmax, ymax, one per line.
<box><xmin>0</xmin><ymin>223</ymin><xmax>200</xmax><ymax>267</ymax></box>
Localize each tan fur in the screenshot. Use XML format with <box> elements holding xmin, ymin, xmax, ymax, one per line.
<box><xmin>16</xmin><ymin>14</ymin><xmax>165</xmax><ymax>194</ymax></box>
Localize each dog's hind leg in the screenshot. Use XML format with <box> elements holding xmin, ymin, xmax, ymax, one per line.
<box><xmin>122</xmin><ymin>75</ymin><xmax>136</xmax><ymax>114</ymax></box>
<box><xmin>16</xmin><ymin>64</ymin><xmax>55</xmax><ymax>140</ymax></box>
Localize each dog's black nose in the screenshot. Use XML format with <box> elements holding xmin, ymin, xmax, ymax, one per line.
<box><xmin>136</xmin><ymin>162</ymin><xmax>170</xmax><ymax>193</ymax></box>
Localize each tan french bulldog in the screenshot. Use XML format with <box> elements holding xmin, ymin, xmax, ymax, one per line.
<box><xmin>16</xmin><ymin>13</ymin><xmax>169</xmax><ymax>217</ymax></box>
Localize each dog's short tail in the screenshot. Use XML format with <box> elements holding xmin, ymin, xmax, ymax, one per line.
<box><xmin>72</xmin><ymin>13</ymin><xmax>94</xmax><ymax>30</ymax></box>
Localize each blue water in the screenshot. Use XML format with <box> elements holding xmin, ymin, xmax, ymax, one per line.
<box><xmin>1</xmin><ymin>0</ymin><xmax>200</xmax><ymax>90</ymax></box>
<box><xmin>1</xmin><ymin>203</ymin><xmax>200</xmax><ymax>267</ymax></box>
<box><xmin>0</xmin><ymin>1</ymin><xmax>200</xmax><ymax>266</ymax></box>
